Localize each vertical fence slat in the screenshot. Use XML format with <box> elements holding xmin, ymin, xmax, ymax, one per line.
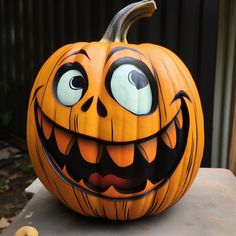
<box><xmin>198</xmin><ymin>0</ymin><xmax>220</xmax><ymax>166</ymax></box>
<box><xmin>163</xmin><ymin>0</ymin><xmax>180</xmax><ymax>53</ymax></box>
<box><xmin>0</xmin><ymin>0</ymin><xmax>220</xmax><ymax>167</ymax></box>
<box><xmin>77</xmin><ymin>0</ymin><xmax>91</xmax><ymax>41</ymax></box>
<box><xmin>33</xmin><ymin>0</ymin><xmax>44</xmax><ymax>69</ymax></box>
<box><xmin>0</xmin><ymin>0</ymin><xmax>7</xmax><ymax>88</ymax></box>
<box><xmin>178</xmin><ymin>0</ymin><xmax>202</xmax><ymax>80</ymax></box>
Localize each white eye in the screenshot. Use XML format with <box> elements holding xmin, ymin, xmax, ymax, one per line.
<box><xmin>110</xmin><ymin>64</ymin><xmax>152</xmax><ymax>115</ymax></box>
<box><xmin>56</xmin><ymin>69</ymin><xmax>86</xmax><ymax>106</ymax></box>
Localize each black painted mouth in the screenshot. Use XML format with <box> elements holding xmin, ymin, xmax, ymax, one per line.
<box><xmin>35</xmin><ymin>98</ymin><xmax>189</xmax><ymax>197</ymax></box>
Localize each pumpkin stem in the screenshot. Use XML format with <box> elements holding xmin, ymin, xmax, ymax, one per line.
<box><xmin>100</xmin><ymin>0</ymin><xmax>157</xmax><ymax>43</ymax></box>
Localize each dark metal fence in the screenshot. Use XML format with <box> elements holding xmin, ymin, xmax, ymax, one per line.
<box><xmin>0</xmin><ymin>0</ymin><xmax>219</xmax><ymax>166</ymax></box>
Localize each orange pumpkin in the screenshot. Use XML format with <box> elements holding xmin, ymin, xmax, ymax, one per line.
<box><xmin>27</xmin><ymin>0</ymin><xmax>204</xmax><ymax>220</ymax></box>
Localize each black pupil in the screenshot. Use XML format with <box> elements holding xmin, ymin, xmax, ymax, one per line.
<box><xmin>70</xmin><ymin>76</ymin><xmax>84</xmax><ymax>89</ymax></box>
<box><xmin>128</xmin><ymin>70</ymin><xmax>148</xmax><ymax>90</ymax></box>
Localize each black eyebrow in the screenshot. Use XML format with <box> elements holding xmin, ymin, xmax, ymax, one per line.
<box><xmin>30</xmin><ymin>85</ymin><xmax>44</xmax><ymax>107</ymax></box>
<box><xmin>105</xmin><ymin>46</ymin><xmax>146</xmax><ymax>64</ymax></box>
<box><xmin>63</xmin><ymin>49</ymin><xmax>90</xmax><ymax>61</ymax></box>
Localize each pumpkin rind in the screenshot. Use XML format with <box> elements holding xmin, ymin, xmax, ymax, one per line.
<box><xmin>27</xmin><ymin>0</ymin><xmax>204</xmax><ymax>220</ymax></box>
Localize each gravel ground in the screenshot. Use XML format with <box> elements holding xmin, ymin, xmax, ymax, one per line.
<box><xmin>0</xmin><ymin>140</ymin><xmax>36</xmax><ymax>233</ymax></box>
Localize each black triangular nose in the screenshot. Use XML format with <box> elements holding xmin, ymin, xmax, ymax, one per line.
<box><xmin>81</xmin><ymin>96</ymin><xmax>107</xmax><ymax>117</ymax></box>
<box><xmin>81</xmin><ymin>96</ymin><xmax>93</xmax><ymax>112</ymax></box>
<box><xmin>97</xmin><ymin>98</ymin><xmax>107</xmax><ymax>117</ymax></box>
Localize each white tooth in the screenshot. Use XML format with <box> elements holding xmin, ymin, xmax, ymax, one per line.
<box><xmin>138</xmin><ymin>137</ymin><xmax>157</xmax><ymax>163</ymax></box>
<box><xmin>161</xmin><ymin>121</ymin><xmax>177</xmax><ymax>149</ymax></box>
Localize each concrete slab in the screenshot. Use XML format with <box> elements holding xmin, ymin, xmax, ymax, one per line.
<box><xmin>25</xmin><ymin>178</ymin><xmax>43</xmax><ymax>197</ymax></box>
<box><xmin>2</xmin><ymin>168</ymin><xmax>236</xmax><ymax>236</ymax></box>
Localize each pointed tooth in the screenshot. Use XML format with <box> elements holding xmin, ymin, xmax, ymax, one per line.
<box><xmin>176</xmin><ymin>109</ymin><xmax>183</xmax><ymax>129</ymax></box>
<box><xmin>62</xmin><ymin>166</ymin><xmax>80</xmax><ymax>183</ymax></box>
<box><xmin>138</xmin><ymin>137</ymin><xmax>157</xmax><ymax>163</ymax></box>
<box><xmin>37</xmin><ymin>107</ymin><xmax>42</xmax><ymax>127</ymax></box>
<box><xmin>146</xmin><ymin>179</ymin><xmax>155</xmax><ymax>189</ymax></box>
<box><xmin>41</xmin><ymin>115</ymin><xmax>53</xmax><ymax>140</ymax></box>
<box><xmin>54</xmin><ymin>127</ymin><xmax>75</xmax><ymax>155</ymax></box>
<box><xmin>106</xmin><ymin>144</ymin><xmax>134</xmax><ymax>167</ymax></box>
<box><xmin>78</xmin><ymin>179</ymin><xmax>85</xmax><ymax>186</ymax></box>
<box><xmin>78</xmin><ymin>138</ymin><xmax>102</xmax><ymax>163</ymax></box>
<box><xmin>103</xmin><ymin>185</ymin><xmax>117</xmax><ymax>195</ymax></box>
<box><xmin>161</xmin><ymin>121</ymin><xmax>177</xmax><ymax>149</ymax></box>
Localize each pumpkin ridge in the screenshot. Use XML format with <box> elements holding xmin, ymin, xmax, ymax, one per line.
<box><xmin>27</xmin><ymin>0</ymin><xmax>204</xmax><ymax>220</ymax></box>
<box><xmin>34</xmin><ymin>97</ymin><xmax>189</xmax><ymax>198</ymax></box>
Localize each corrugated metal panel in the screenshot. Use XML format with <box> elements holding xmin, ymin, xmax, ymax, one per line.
<box><xmin>0</xmin><ymin>0</ymin><xmax>219</xmax><ymax>166</ymax></box>
<box><xmin>212</xmin><ymin>0</ymin><xmax>236</xmax><ymax>168</ymax></box>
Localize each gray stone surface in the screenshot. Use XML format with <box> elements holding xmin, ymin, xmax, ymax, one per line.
<box><xmin>2</xmin><ymin>168</ymin><xmax>236</xmax><ymax>236</ymax></box>
<box><xmin>25</xmin><ymin>178</ymin><xmax>43</xmax><ymax>197</ymax></box>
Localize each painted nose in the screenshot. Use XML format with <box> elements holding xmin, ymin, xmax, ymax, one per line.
<box><xmin>97</xmin><ymin>98</ymin><xmax>107</xmax><ymax>117</ymax></box>
<box><xmin>81</xmin><ymin>96</ymin><xmax>107</xmax><ymax>117</ymax></box>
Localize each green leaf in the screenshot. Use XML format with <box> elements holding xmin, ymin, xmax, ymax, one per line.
<box><xmin>18</xmin><ymin>158</ymin><xmax>33</xmax><ymax>173</ymax></box>
<box><xmin>0</xmin><ymin>176</ymin><xmax>9</xmax><ymax>193</ymax></box>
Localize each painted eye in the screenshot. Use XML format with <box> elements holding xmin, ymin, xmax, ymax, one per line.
<box><xmin>56</xmin><ymin>69</ymin><xmax>86</xmax><ymax>106</ymax></box>
<box><xmin>110</xmin><ymin>64</ymin><xmax>152</xmax><ymax>115</ymax></box>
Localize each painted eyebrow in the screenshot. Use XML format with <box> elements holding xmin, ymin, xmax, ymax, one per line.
<box><xmin>62</xmin><ymin>49</ymin><xmax>90</xmax><ymax>62</ymax></box>
<box><xmin>105</xmin><ymin>46</ymin><xmax>146</xmax><ymax>64</ymax></box>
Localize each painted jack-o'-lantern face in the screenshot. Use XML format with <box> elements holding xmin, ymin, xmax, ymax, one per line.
<box><xmin>27</xmin><ymin>0</ymin><xmax>204</xmax><ymax>220</ymax></box>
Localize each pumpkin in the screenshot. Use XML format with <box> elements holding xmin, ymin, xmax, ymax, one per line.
<box><xmin>27</xmin><ymin>0</ymin><xmax>204</xmax><ymax>220</ymax></box>
<box><xmin>14</xmin><ymin>226</ymin><xmax>39</xmax><ymax>236</ymax></box>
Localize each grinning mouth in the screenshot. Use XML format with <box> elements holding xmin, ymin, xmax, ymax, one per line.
<box><xmin>35</xmin><ymin>98</ymin><xmax>189</xmax><ymax>197</ymax></box>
